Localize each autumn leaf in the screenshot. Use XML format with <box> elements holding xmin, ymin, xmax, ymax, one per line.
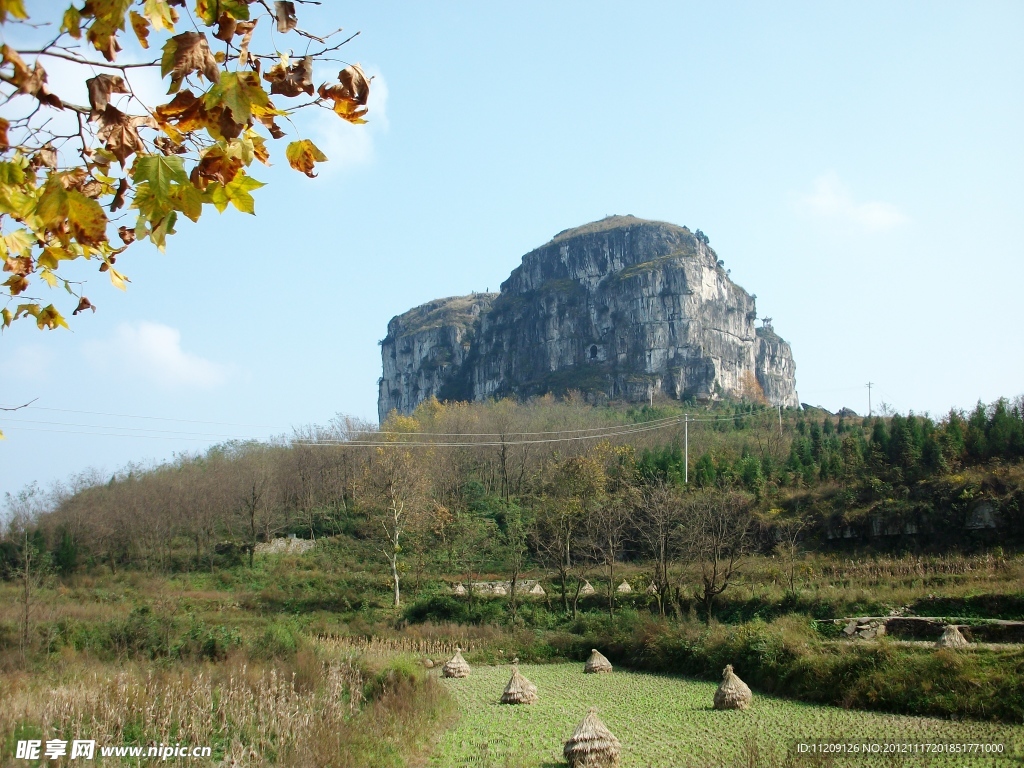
<box><xmin>61</xmin><ymin>5</ymin><xmax>82</xmax><ymax>37</ymax></box>
<box><xmin>197</xmin><ymin>144</ymin><xmax>243</xmax><ymax>185</ymax></box>
<box><xmin>133</xmin><ymin>154</ymin><xmax>188</xmax><ymax>205</ymax></box>
<box><xmin>1</xmin><ymin>45</ymin><xmax>64</xmax><ymax>109</ymax></box>
<box><xmin>34</xmin><ymin>303</ymin><xmax>69</xmax><ymax>330</ymax></box>
<box><xmin>318</xmin><ymin>64</ymin><xmax>370</xmax><ymax>123</ymax></box>
<box><xmin>97</xmin><ymin>105</ymin><xmax>152</xmax><ymax>164</ymax></box>
<box><xmin>205</xmin><ymin>170</ymin><xmax>264</xmax><ymax>214</ymax></box>
<box><xmin>285</xmin><ymin>139</ymin><xmax>327</xmax><ymax>178</ymax></box>
<box><xmin>162</xmin><ymin>31</ymin><xmax>220</xmax><ymax>93</ymax></box>
<box><xmin>83</xmin><ymin>0</ymin><xmax>132</xmax><ymax>62</ymax></box>
<box><xmin>142</xmin><ymin>0</ymin><xmax>176</xmax><ymax>31</ymax></box>
<box><xmin>73</xmin><ymin>296</ymin><xmax>96</xmax><ymax>315</ymax></box>
<box><xmin>214</xmin><ymin>12</ymin><xmax>237</xmax><ymax>42</ymax></box>
<box><xmin>0</xmin><ymin>117</ymin><xmax>8</xmax><ymax>150</ymax></box>
<box><xmin>204</xmin><ymin>71</ymin><xmax>270</xmax><ymax>131</ymax></box>
<box><xmin>263</xmin><ymin>54</ymin><xmax>313</xmax><ymax>97</ymax></box>
<box><xmin>0</xmin><ymin>0</ymin><xmax>28</xmax><ymax>22</ymax></box>
<box><xmin>86</xmin><ymin>73</ymin><xmax>129</xmax><ymax>118</ymax></box>
<box><xmin>274</xmin><ymin>1</ymin><xmax>297</xmax><ymax>33</ymax></box>
<box><xmin>4</xmin><ymin>255</ymin><xmax>32</xmax><ymax>276</ymax></box>
<box><xmin>66</xmin><ymin>190</ymin><xmax>108</xmax><ymax>245</ymax></box>
<box><xmin>129</xmin><ymin>10</ymin><xmax>150</xmax><ymax>48</ymax></box>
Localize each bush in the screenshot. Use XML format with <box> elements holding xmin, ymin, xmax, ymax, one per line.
<box><xmin>249</xmin><ymin>621</ymin><xmax>300</xmax><ymax>659</ymax></box>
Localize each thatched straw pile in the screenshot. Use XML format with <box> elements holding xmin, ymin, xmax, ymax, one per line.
<box><xmin>616</xmin><ymin>580</ymin><xmax>632</xmax><ymax>594</ymax></box>
<box><xmin>646</xmin><ymin>582</ymin><xmax>658</xmax><ymax>595</ymax></box>
<box><xmin>584</xmin><ymin>649</ymin><xmax>613</xmax><ymax>674</ymax></box>
<box><xmin>580</xmin><ymin>580</ymin><xmax>596</xmax><ymax>596</ymax></box>
<box><xmin>713</xmin><ymin>664</ymin><xmax>752</xmax><ymax>710</ymax></box>
<box><xmin>500</xmin><ymin>666</ymin><xmax>538</xmax><ymax>704</ymax></box>
<box><xmin>452</xmin><ymin>583</ymin><xmax>466</xmax><ymax>595</ymax></box>
<box><xmin>564</xmin><ymin>708</ymin><xmax>621</xmax><ymax>768</ymax></box>
<box><xmin>936</xmin><ymin>625</ymin><xmax>970</xmax><ymax>649</ymax></box>
<box><xmin>442</xmin><ymin>648</ymin><xmax>471</xmax><ymax>678</ymax></box>
<box><xmin>529</xmin><ymin>583</ymin><xmax>546</xmax><ymax>596</ymax></box>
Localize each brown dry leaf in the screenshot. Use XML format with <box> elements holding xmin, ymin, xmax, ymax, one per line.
<box><xmin>117</xmin><ymin>225</ymin><xmax>136</xmax><ymax>244</ymax></box>
<box><xmin>197</xmin><ymin>145</ymin><xmax>242</xmax><ymax>185</ymax></box>
<box><xmin>97</xmin><ymin>105</ymin><xmax>149</xmax><ymax>164</ymax></box>
<box><xmin>162</xmin><ymin>32</ymin><xmax>220</xmax><ymax>92</ymax></box>
<box><xmin>154</xmin><ymin>136</ymin><xmax>187</xmax><ymax>155</ymax></box>
<box><xmin>0</xmin><ymin>116</ymin><xmax>8</xmax><ymax>150</ymax></box>
<box><xmin>154</xmin><ymin>90</ymin><xmax>210</xmax><ymax>138</ymax></box>
<box><xmin>86</xmin><ymin>73</ymin><xmax>129</xmax><ymax>119</ymax></box>
<box><xmin>32</xmin><ymin>144</ymin><xmax>58</xmax><ymax>170</ymax></box>
<box><xmin>73</xmin><ymin>296</ymin><xmax>96</xmax><ymax>315</ymax></box>
<box><xmin>4</xmin><ymin>274</ymin><xmax>30</xmax><ymax>295</ymax></box>
<box><xmin>110</xmin><ymin>177</ymin><xmax>129</xmax><ymax>211</ymax></box>
<box><xmin>274</xmin><ymin>1</ymin><xmax>296</xmax><ymax>33</ymax></box>
<box><xmin>213</xmin><ymin>12</ymin><xmax>236</xmax><ymax>42</ymax></box>
<box><xmin>1</xmin><ymin>45</ymin><xmax>63</xmax><ymax>109</ymax></box>
<box><xmin>235</xmin><ymin>20</ymin><xmax>257</xmax><ymax>69</ymax></box>
<box><xmin>4</xmin><ymin>256</ymin><xmax>33</xmax><ymax>276</ymax></box>
<box><xmin>263</xmin><ymin>55</ymin><xmax>313</xmax><ymax>97</ymax></box>
<box><xmin>318</xmin><ymin>64</ymin><xmax>370</xmax><ymax>123</ymax></box>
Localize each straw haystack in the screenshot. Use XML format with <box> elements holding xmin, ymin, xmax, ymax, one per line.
<box><xmin>584</xmin><ymin>648</ymin><xmax>613</xmax><ymax>674</ymax></box>
<box><xmin>442</xmin><ymin>648</ymin><xmax>471</xmax><ymax>678</ymax></box>
<box><xmin>564</xmin><ymin>708</ymin><xmax>621</xmax><ymax>768</ymax></box>
<box><xmin>936</xmin><ymin>625</ymin><xmax>970</xmax><ymax>649</ymax></box>
<box><xmin>452</xmin><ymin>583</ymin><xmax>467</xmax><ymax>596</ymax></box>
<box><xmin>423</xmin><ymin>658</ymin><xmax>434</xmax><ymax>669</ymax></box>
<box><xmin>500</xmin><ymin>666</ymin><xmax>539</xmax><ymax>704</ymax></box>
<box><xmin>492</xmin><ymin>584</ymin><xmax>507</xmax><ymax>596</ymax></box>
<box><xmin>646</xmin><ymin>582</ymin><xmax>659</xmax><ymax>595</ymax></box>
<box><xmin>529</xmin><ymin>583</ymin><xmax>546</xmax><ymax>596</ymax></box>
<box><xmin>714</xmin><ymin>665</ymin><xmax>752</xmax><ymax>710</ymax></box>
<box><xmin>579</xmin><ymin>580</ymin><xmax>596</xmax><ymax>596</ymax></box>
<box><xmin>616</xmin><ymin>580</ymin><xmax>632</xmax><ymax>594</ymax></box>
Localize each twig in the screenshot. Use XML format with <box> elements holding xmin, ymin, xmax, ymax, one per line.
<box><xmin>1</xmin><ymin>399</ymin><xmax>39</xmax><ymax>412</ymax></box>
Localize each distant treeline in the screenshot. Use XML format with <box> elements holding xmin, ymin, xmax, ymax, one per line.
<box><xmin>2</xmin><ymin>395</ymin><xmax>1023</xmax><ymax>593</ymax></box>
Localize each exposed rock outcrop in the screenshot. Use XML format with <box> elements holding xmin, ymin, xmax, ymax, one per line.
<box><xmin>379</xmin><ymin>216</ymin><xmax>798</xmax><ymax>421</ymax></box>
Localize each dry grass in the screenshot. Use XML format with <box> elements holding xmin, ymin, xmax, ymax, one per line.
<box><xmin>0</xmin><ymin>646</ymin><xmax>452</xmax><ymax>767</ymax></box>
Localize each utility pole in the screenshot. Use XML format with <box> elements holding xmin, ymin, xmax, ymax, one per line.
<box><xmin>684</xmin><ymin>414</ymin><xmax>689</xmax><ymax>485</ymax></box>
<box><xmin>866</xmin><ymin>382</ymin><xmax>874</xmax><ymax>417</ymax></box>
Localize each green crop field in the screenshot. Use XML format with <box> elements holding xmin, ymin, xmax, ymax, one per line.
<box><xmin>432</xmin><ymin>664</ymin><xmax>1024</xmax><ymax>768</ymax></box>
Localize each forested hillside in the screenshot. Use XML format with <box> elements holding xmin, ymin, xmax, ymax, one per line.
<box><xmin>4</xmin><ymin>394</ymin><xmax>1023</xmax><ymax>592</ymax></box>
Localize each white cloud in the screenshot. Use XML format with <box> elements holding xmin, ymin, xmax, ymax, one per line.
<box><xmin>3</xmin><ymin>345</ymin><xmax>54</xmax><ymax>381</ymax></box>
<box><xmin>83</xmin><ymin>322</ymin><xmax>229</xmax><ymax>390</ymax></box>
<box><xmin>798</xmin><ymin>171</ymin><xmax>908</xmax><ymax>232</ymax></box>
<box><xmin>310</xmin><ymin>66</ymin><xmax>389</xmax><ymax>175</ymax></box>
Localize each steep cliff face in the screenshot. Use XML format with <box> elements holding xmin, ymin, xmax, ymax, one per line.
<box><xmin>378</xmin><ymin>216</ymin><xmax>799</xmax><ymax>421</ymax></box>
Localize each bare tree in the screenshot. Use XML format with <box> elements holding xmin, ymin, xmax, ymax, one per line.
<box><xmin>679</xmin><ymin>491</ymin><xmax>754</xmax><ymax>622</ymax></box>
<box><xmin>637</xmin><ymin>481</ymin><xmax>684</xmax><ymax>615</ymax></box>
<box><xmin>364</xmin><ymin>445</ymin><xmax>428</xmax><ymax>608</ymax></box>
<box><xmin>590</xmin><ymin>491</ymin><xmax>634</xmax><ymax>617</ymax></box>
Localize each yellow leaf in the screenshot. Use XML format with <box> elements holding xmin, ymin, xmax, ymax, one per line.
<box><xmin>285</xmin><ymin>139</ymin><xmax>327</xmax><ymax>178</ymax></box>
<box><xmin>108</xmin><ymin>266</ymin><xmax>130</xmax><ymax>290</ymax></box>
<box><xmin>130</xmin><ymin>10</ymin><xmax>150</xmax><ymax>49</ymax></box>
<box><xmin>39</xmin><ymin>269</ymin><xmax>58</xmax><ymax>288</ymax></box>
<box><xmin>0</xmin><ymin>0</ymin><xmax>28</xmax><ymax>23</ymax></box>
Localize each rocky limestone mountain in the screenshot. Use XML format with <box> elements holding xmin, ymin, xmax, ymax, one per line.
<box><xmin>379</xmin><ymin>216</ymin><xmax>798</xmax><ymax>421</ymax></box>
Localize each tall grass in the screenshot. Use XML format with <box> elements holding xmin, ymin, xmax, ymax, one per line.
<box><xmin>0</xmin><ymin>648</ymin><xmax>453</xmax><ymax>767</ymax></box>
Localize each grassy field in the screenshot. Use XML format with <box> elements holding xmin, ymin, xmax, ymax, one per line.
<box><xmin>432</xmin><ymin>664</ymin><xmax>1024</xmax><ymax>768</ymax></box>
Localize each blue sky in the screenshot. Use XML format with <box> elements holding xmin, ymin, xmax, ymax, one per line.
<box><xmin>2</xmin><ymin>1</ymin><xmax>1022</xmax><ymax>494</ymax></box>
